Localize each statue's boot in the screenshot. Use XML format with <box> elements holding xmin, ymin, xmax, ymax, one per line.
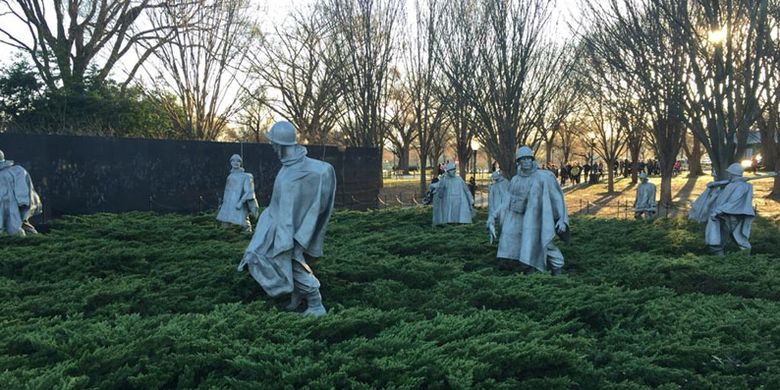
<box><xmin>21</xmin><ymin>221</ymin><xmax>38</xmax><ymax>234</ymax></box>
<box><xmin>740</xmin><ymin>247</ymin><xmax>751</xmax><ymax>256</ymax></box>
<box><xmin>551</xmin><ymin>267</ymin><xmax>563</xmax><ymax>276</ymax></box>
<box><xmin>707</xmin><ymin>245</ymin><xmax>725</xmax><ymax>256</ymax></box>
<box><xmin>285</xmin><ymin>290</ymin><xmax>303</xmax><ymax>311</ymax></box>
<box><xmin>302</xmin><ymin>290</ymin><xmax>327</xmax><ymax>317</ymax></box>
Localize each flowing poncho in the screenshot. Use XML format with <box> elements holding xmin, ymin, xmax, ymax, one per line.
<box><xmin>431</xmin><ymin>173</ymin><xmax>473</xmax><ymax>225</ymax></box>
<box><xmin>634</xmin><ymin>182</ymin><xmax>657</xmax><ymax>212</ymax></box>
<box><xmin>0</xmin><ymin>162</ymin><xmax>42</xmax><ymax>234</ymax></box>
<box><xmin>238</xmin><ymin>146</ymin><xmax>336</xmax><ymax>296</ymax></box>
<box><xmin>496</xmin><ymin>166</ymin><xmax>568</xmax><ymax>271</ymax></box>
<box><xmin>216</xmin><ymin>168</ymin><xmax>258</xmax><ymax>226</ymax></box>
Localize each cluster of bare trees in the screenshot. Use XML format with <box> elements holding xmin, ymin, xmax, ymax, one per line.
<box><xmin>2</xmin><ymin>0</ymin><xmax>779</xmax><ymax>197</ymax></box>
<box><xmin>580</xmin><ymin>0</ymin><xmax>780</xmax><ymax>202</ymax></box>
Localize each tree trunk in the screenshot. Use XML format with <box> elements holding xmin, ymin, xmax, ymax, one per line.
<box><xmin>459</xmin><ymin>157</ymin><xmax>469</xmax><ymax>180</ymax></box>
<box><xmin>630</xmin><ymin>147</ymin><xmax>641</xmax><ymax>184</ymax></box>
<box><xmin>659</xmin><ymin>161</ymin><xmax>675</xmax><ymax>208</ymax></box>
<box><xmin>684</xmin><ymin>137</ymin><xmax>704</xmax><ymax>176</ymax></box>
<box><xmin>607</xmin><ymin>158</ymin><xmax>615</xmax><ymax>193</ymax></box>
<box><xmin>545</xmin><ymin>140</ymin><xmax>554</xmax><ymax>165</ymax></box>
<box><xmin>399</xmin><ymin>146</ymin><xmax>410</xmax><ymax>174</ymax></box>
<box><xmin>419</xmin><ymin>155</ymin><xmax>429</xmax><ymax>197</ymax></box>
<box><xmin>773</xmin><ymin>159</ymin><xmax>780</xmax><ymax>199</ymax></box>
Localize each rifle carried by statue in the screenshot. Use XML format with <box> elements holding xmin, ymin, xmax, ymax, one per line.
<box><xmin>689</xmin><ymin>172</ymin><xmax>777</xmax><ymax>223</ymax></box>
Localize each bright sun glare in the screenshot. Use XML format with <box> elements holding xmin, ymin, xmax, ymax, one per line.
<box><xmin>707</xmin><ymin>28</ymin><xmax>727</xmax><ymax>44</ymax></box>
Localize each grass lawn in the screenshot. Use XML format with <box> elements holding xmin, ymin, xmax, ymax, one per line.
<box><xmin>2</xmin><ymin>209</ymin><xmax>780</xmax><ymax>388</ymax></box>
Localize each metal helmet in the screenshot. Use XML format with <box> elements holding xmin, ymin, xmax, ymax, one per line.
<box><xmin>639</xmin><ymin>172</ymin><xmax>648</xmax><ymax>180</ymax></box>
<box><xmin>446</xmin><ymin>162</ymin><xmax>456</xmax><ymax>172</ymax></box>
<box><xmin>515</xmin><ymin>146</ymin><xmax>534</xmax><ymax>160</ymax></box>
<box><xmin>229</xmin><ymin>154</ymin><xmax>242</xmax><ymax>163</ymax></box>
<box><xmin>0</xmin><ymin>150</ymin><xmax>4</xmax><ymax>161</ymax></box>
<box><xmin>267</xmin><ymin>121</ymin><xmax>297</xmax><ymax>146</ymax></box>
<box><xmin>726</xmin><ymin>162</ymin><xmax>744</xmax><ymax>177</ymax></box>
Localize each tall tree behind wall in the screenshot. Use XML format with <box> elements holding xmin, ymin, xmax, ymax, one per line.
<box><xmin>248</xmin><ymin>5</ymin><xmax>344</xmax><ymax>144</ymax></box>
<box><xmin>402</xmin><ymin>0</ymin><xmax>448</xmax><ymax>196</ymax></box>
<box><xmin>142</xmin><ymin>0</ymin><xmax>255</xmax><ymax>141</ymax></box>
<box><xmin>0</xmin><ymin>0</ymin><xmax>177</xmax><ymax>93</ymax></box>
<box><xmin>324</xmin><ymin>0</ymin><xmax>403</xmax><ymax>149</ymax></box>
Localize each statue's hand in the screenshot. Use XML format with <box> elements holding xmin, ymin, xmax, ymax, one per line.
<box><xmin>488</xmin><ymin>223</ymin><xmax>497</xmax><ymax>244</ymax></box>
<box><xmin>555</xmin><ymin>220</ymin><xmax>567</xmax><ymax>234</ymax></box>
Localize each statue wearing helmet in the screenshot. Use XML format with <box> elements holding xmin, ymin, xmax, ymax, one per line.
<box><xmin>429</xmin><ymin>161</ymin><xmax>473</xmax><ymax>225</ymax></box>
<box><xmin>238</xmin><ymin>121</ymin><xmax>336</xmax><ymax>317</ymax></box>
<box><xmin>689</xmin><ymin>162</ymin><xmax>756</xmax><ymax>256</ymax></box>
<box><xmin>486</xmin><ymin>169</ymin><xmax>509</xmax><ymax>236</ymax></box>
<box><xmin>0</xmin><ymin>150</ymin><xmax>43</xmax><ymax>236</ymax></box>
<box><xmin>216</xmin><ymin>154</ymin><xmax>259</xmax><ymax>233</ymax></box>
<box><xmin>487</xmin><ymin>146</ymin><xmax>569</xmax><ymax>275</ymax></box>
<box><xmin>633</xmin><ymin>172</ymin><xmax>657</xmax><ymax>220</ymax></box>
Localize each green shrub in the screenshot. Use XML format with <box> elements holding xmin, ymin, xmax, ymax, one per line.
<box><xmin>1</xmin><ymin>208</ymin><xmax>780</xmax><ymax>388</ymax></box>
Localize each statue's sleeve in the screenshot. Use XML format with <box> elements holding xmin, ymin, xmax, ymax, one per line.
<box><xmin>240</xmin><ymin>174</ymin><xmax>258</xmax><ymax>204</ymax></box>
<box><xmin>12</xmin><ymin>168</ymin><xmax>32</xmax><ymax>207</ymax></box>
<box><xmin>548</xmin><ymin>174</ymin><xmax>568</xmax><ymax>224</ymax></box>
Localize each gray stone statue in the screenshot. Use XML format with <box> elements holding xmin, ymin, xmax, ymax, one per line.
<box><xmin>430</xmin><ymin>162</ymin><xmax>473</xmax><ymax>225</ymax></box>
<box><xmin>487</xmin><ymin>146</ymin><xmax>569</xmax><ymax>275</ymax></box>
<box><xmin>0</xmin><ymin>150</ymin><xmax>42</xmax><ymax>236</ymax></box>
<box><xmin>237</xmin><ymin>121</ymin><xmax>336</xmax><ymax>317</ymax></box>
<box><xmin>486</xmin><ymin>170</ymin><xmax>509</xmax><ymax>239</ymax></box>
<box><xmin>216</xmin><ymin>154</ymin><xmax>259</xmax><ymax>233</ymax></box>
<box><xmin>688</xmin><ymin>163</ymin><xmax>773</xmax><ymax>256</ymax></box>
<box><xmin>633</xmin><ymin>172</ymin><xmax>657</xmax><ymax>220</ymax></box>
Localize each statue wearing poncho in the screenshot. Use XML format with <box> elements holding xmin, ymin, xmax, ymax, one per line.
<box><xmin>216</xmin><ymin>154</ymin><xmax>259</xmax><ymax>232</ymax></box>
<box><xmin>431</xmin><ymin>162</ymin><xmax>473</xmax><ymax>225</ymax></box>
<box><xmin>488</xmin><ymin>147</ymin><xmax>568</xmax><ymax>274</ymax></box>
<box><xmin>0</xmin><ymin>150</ymin><xmax>42</xmax><ymax>236</ymax></box>
<box><xmin>486</xmin><ymin>170</ymin><xmax>509</xmax><ymax>232</ymax></box>
<box><xmin>633</xmin><ymin>172</ymin><xmax>656</xmax><ymax>220</ymax></box>
<box><xmin>689</xmin><ymin>163</ymin><xmax>755</xmax><ymax>256</ymax></box>
<box><xmin>238</xmin><ymin>121</ymin><xmax>336</xmax><ymax>317</ymax></box>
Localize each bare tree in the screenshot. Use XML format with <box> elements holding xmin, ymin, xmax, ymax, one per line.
<box><xmin>249</xmin><ymin>6</ymin><xmax>344</xmax><ymax>144</ymax></box>
<box><xmin>667</xmin><ymin>0</ymin><xmax>778</xmax><ymax>180</ymax></box>
<box><xmin>582</xmin><ymin>0</ymin><xmax>687</xmax><ymax>206</ymax></box>
<box><xmin>437</xmin><ymin>0</ymin><xmax>480</xmax><ymax>179</ymax></box>
<box><xmin>439</xmin><ymin>0</ymin><xmax>572</xmax><ymax>178</ymax></box>
<box><xmin>234</xmin><ymin>90</ymin><xmax>271</xmax><ymax>143</ymax></box>
<box><xmin>538</xmin><ymin>78</ymin><xmax>582</xmax><ymax>165</ymax></box>
<box><xmin>0</xmin><ymin>0</ymin><xmax>180</xmax><ymax>92</ymax></box>
<box><xmin>385</xmin><ymin>71</ymin><xmax>417</xmax><ymax>173</ymax></box>
<box><xmin>403</xmin><ymin>0</ymin><xmax>448</xmax><ymax>195</ymax></box>
<box><xmin>681</xmin><ymin>131</ymin><xmax>705</xmax><ymax>176</ymax></box>
<box><xmin>558</xmin><ymin>115</ymin><xmax>580</xmax><ymax>165</ymax></box>
<box><xmin>324</xmin><ymin>0</ymin><xmax>403</xmax><ymax>148</ymax></box>
<box><xmin>143</xmin><ymin>0</ymin><xmax>254</xmax><ymax>140</ymax></box>
<box><xmin>579</xmin><ymin>91</ymin><xmax>627</xmax><ymax>192</ymax></box>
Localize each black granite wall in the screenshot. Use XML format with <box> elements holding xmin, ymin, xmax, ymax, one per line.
<box><xmin>0</xmin><ymin>134</ymin><xmax>380</xmax><ymax>222</ymax></box>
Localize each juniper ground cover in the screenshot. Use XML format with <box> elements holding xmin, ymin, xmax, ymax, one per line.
<box><xmin>2</xmin><ymin>209</ymin><xmax>780</xmax><ymax>388</ymax></box>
